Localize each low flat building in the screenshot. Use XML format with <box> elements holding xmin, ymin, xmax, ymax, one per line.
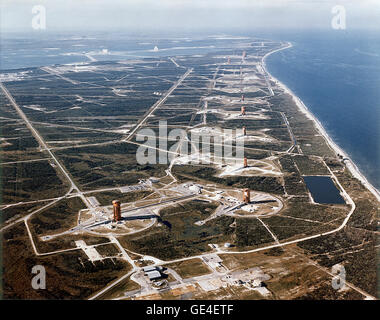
<box><xmin>255</xmin><ymin>286</ymin><xmax>271</xmax><ymax>297</ymax></box>
<box><xmin>143</xmin><ymin>265</ymin><xmax>163</xmax><ymax>273</ymax></box>
<box><xmin>146</xmin><ymin>270</ymin><xmax>162</xmax><ymax>281</ymax></box>
<box><xmin>143</xmin><ymin>265</ymin><xmax>157</xmax><ymax>272</ymax></box>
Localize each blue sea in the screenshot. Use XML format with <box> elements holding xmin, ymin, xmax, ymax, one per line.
<box><xmin>1</xmin><ymin>30</ymin><xmax>379</xmax><ymax>190</ymax></box>
<box><xmin>264</xmin><ymin>30</ymin><xmax>380</xmax><ymax>190</ymax></box>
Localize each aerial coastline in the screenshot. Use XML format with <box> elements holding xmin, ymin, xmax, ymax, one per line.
<box><xmin>1</xmin><ymin>34</ymin><xmax>378</xmax><ymax>300</ymax></box>
<box><xmin>263</xmin><ymin>43</ymin><xmax>380</xmax><ymax>202</ymax></box>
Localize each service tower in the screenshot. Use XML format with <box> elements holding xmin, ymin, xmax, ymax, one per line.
<box><xmin>112</xmin><ymin>200</ymin><xmax>122</xmax><ymax>222</ymax></box>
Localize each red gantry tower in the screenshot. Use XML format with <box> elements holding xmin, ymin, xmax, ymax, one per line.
<box><xmin>243</xmin><ymin>189</ymin><xmax>250</xmax><ymax>204</ymax></box>
<box><xmin>112</xmin><ymin>200</ymin><xmax>122</xmax><ymax>222</ymax></box>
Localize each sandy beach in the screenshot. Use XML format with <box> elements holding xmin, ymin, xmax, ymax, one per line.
<box><xmin>262</xmin><ymin>42</ymin><xmax>380</xmax><ymax>202</ymax></box>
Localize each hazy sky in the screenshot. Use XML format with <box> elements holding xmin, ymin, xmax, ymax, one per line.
<box><xmin>1</xmin><ymin>0</ymin><xmax>380</xmax><ymax>33</ymax></box>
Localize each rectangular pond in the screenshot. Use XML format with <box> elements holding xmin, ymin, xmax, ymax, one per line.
<box><xmin>303</xmin><ymin>176</ymin><xmax>346</xmax><ymax>204</ymax></box>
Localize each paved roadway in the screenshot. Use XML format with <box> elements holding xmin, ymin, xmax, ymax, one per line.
<box><xmin>0</xmin><ymin>81</ymin><xmax>93</xmax><ymax>209</ymax></box>
<box><xmin>124</xmin><ymin>68</ymin><xmax>193</xmax><ymax>142</ymax></box>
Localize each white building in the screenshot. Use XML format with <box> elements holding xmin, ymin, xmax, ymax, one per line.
<box><xmin>143</xmin><ymin>265</ymin><xmax>157</xmax><ymax>272</ymax></box>
<box><xmin>189</xmin><ymin>185</ymin><xmax>202</xmax><ymax>194</ymax></box>
<box><xmin>146</xmin><ymin>270</ymin><xmax>162</xmax><ymax>281</ymax></box>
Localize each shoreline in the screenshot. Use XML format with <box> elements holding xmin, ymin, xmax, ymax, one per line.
<box><xmin>262</xmin><ymin>42</ymin><xmax>380</xmax><ymax>202</ymax></box>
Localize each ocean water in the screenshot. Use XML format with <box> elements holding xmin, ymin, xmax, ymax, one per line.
<box><xmin>264</xmin><ymin>30</ymin><xmax>380</xmax><ymax>190</ymax></box>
